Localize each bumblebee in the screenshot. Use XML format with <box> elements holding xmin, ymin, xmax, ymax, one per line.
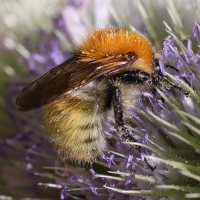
<box><xmin>16</xmin><ymin>27</ymin><xmax>187</xmax><ymax>163</ymax></box>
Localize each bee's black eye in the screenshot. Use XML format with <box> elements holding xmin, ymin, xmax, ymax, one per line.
<box><xmin>115</xmin><ymin>70</ymin><xmax>150</xmax><ymax>83</ymax></box>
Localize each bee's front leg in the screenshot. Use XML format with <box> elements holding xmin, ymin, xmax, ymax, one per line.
<box><xmin>113</xmin><ymin>87</ymin><xmax>137</xmax><ymax>143</ymax></box>
<box><xmin>113</xmin><ymin>87</ymin><xmax>123</xmax><ymax>133</ymax></box>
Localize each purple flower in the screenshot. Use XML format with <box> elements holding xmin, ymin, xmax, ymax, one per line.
<box><xmin>69</xmin><ymin>172</ymin><xmax>77</xmax><ymax>182</ymax></box>
<box><xmin>90</xmin><ymin>169</ymin><xmax>96</xmax><ymax>182</ymax></box>
<box><xmin>126</xmin><ymin>154</ymin><xmax>133</xmax><ymax>168</ymax></box>
<box><xmin>193</xmin><ymin>21</ymin><xmax>200</xmax><ymax>40</ymax></box>
<box><xmin>60</xmin><ymin>183</ymin><xmax>67</xmax><ymax>199</ymax></box>
<box><xmin>142</xmin><ymin>92</ymin><xmax>154</xmax><ymax>98</ymax></box>
<box><xmin>108</xmin><ymin>193</ymin><xmax>114</xmax><ymax>200</ymax></box>
<box><xmin>159</xmin><ymin>60</ymin><xmax>166</xmax><ymax>76</ymax></box>
<box><xmin>117</xmin><ymin>134</ymin><xmax>126</xmax><ymax>149</ymax></box>
<box><xmin>125</xmin><ymin>173</ymin><xmax>135</xmax><ymax>185</ymax></box>
<box><xmin>141</xmin><ymin>27</ymin><xmax>147</xmax><ymax>35</ymax></box>
<box><xmin>2</xmin><ymin>1</ymin><xmax>200</xmax><ymax>200</ymax></box>
<box><xmin>162</xmin><ymin>38</ymin><xmax>177</xmax><ymax>58</ymax></box>
<box><xmin>87</xmin><ymin>182</ymin><xmax>98</xmax><ymax>196</ymax></box>
<box><xmin>102</xmin><ymin>153</ymin><xmax>115</xmax><ymax>168</ymax></box>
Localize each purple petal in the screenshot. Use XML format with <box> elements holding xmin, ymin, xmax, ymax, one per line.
<box><xmin>162</xmin><ymin>38</ymin><xmax>177</xmax><ymax>57</ymax></box>
<box><xmin>134</xmin><ymin>157</ymin><xmax>141</xmax><ymax>162</ymax></box>
<box><xmin>26</xmin><ymin>163</ymin><xmax>33</xmax><ymax>170</ymax></box>
<box><xmin>182</xmin><ymin>39</ymin><xmax>188</xmax><ymax>47</ymax></box>
<box><xmin>176</xmin><ymin>58</ymin><xmax>183</xmax><ymax>67</ymax></box>
<box><xmin>131</xmin><ymin>111</ymin><xmax>137</xmax><ymax>118</ymax></box>
<box><xmin>141</xmin><ymin>27</ymin><xmax>147</xmax><ymax>35</ymax></box>
<box><xmin>140</xmin><ymin>152</ymin><xmax>145</xmax><ymax>161</ymax></box>
<box><xmin>32</xmin><ymin>53</ymin><xmax>46</xmax><ymax>63</ymax></box>
<box><xmin>179</xmin><ymin>52</ymin><xmax>191</xmax><ymax>66</ymax></box>
<box><xmin>102</xmin><ymin>153</ymin><xmax>115</xmax><ymax>168</ymax></box>
<box><xmin>60</xmin><ymin>183</ymin><xmax>67</xmax><ymax>200</ymax></box>
<box><xmin>26</xmin><ymin>143</ymin><xmax>42</xmax><ymax>151</ymax></box>
<box><xmin>198</xmin><ymin>49</ymin><xmax>200</xmax><ymax>55</ymax></box>
<box><xmin>174</xmin><ymin>73</ymin><xmax>186</xmax><ymax>79</ymax></box>
<box><xmin>144</xmin><ymin>133</ymin><xmax>149</xmax><ymax>143</ymax></box>
<box><xmin>108</xmin><ymin>153</ymin><xmax>115</xmax><ymax>168</ymax></box>
<box><xmin>187</xmin><ymin>39</ymin><xmax>194</xmax><ymax>59</ymax></box>
<box><xmin>139</xmin><ymin>129</ymin><xmax>148</xmax><ymax>134</ymax></box>
<box><xmin>27</xmin><ymin>57</ymin><xmax>36</xmax><ymax>70</ymax></box>
<box><xmin>125</xmin><ymin>173</ymin><xmax>135</xmax><ymax>185</ymax></box>
<box><xmin>141</xmin><ymin>145</ymin><xmax>152</xmax><ymax>155</ymax></box>
<box><xmin>90</xmin><ymin>169</ymin><xmax>96</xmax><ymax>181</ymax></box>
<box><xmin>126</xmin><ymin>154</ymin><xmax>133</xmax><ymax>168</ymax></box>
<box><xmin>187</xmin><ymin>73</ymin><xmax>195</xmax><ymax>82</ymax></box>
<box><xmin>102</xmin><ymin>154</ymin><xmax>106</xmax><ymax>160</ymax></box>
<box><xmin>60</xmin><ymin>193</ymin><xmax>64</xmax><ymax>200</ymax></box>
<box><xmin>88</xmin><ymin>182</ymin><xmax>98</xmax><ymax>196</ymax></box>
<box><xmin>142</xmin><ymin>92</ymin><xmax>154</xmax><ymax>98</ymax></box>
<box><xmin>107</xmin><ymin>124</ymin><xmax>117</xmax><ymax>133</ymax></box>
<box><xmin>131</xmin><ymin>197</ymin><xmax>142</xmax><ymax>200</ymax></box>
<box><xmin>69</xmin><ymin>172</ymin><xmax>77</xmax><ymax>182</ymax></box>
<box><xmin>159</xmin><ymin>60</ymin><xmax>166</xmax><ymax>76</ymax></box>
<box><xmin>69</xmin><ymin>0</ymin><xmax>87</xmax><ymax>8</ymax></box>
<box><xmin>174</xmin><ymin>73</ymin><xmax>195</xmax><ymax>83</ymax></box>
<box><xmin>108</xmin><ymin>193</ymin><xmax>114</xmax><ymax>200</ymax></box>
<box><xmin>193</xmin><ymin>22</ymin><xmax>200</xmax><ymax>40</ymax></box>
<box><xmin>102</xmin><ymin>177</ymin><xmax>111</xmax><ymax>182</ymax></box>
<box><xmin>193</xmin><ymin>22</ymin><xmax>197</xmax><ymax>39</ymax></box>
<box><xmin>162</xmin><ymin>91</ymin><xmax>172</xmax><ymax>97</ymax></box>
<box><xmin>123</xmin><ymin>194</ymin><xmax>130</xmax><ymax>200</ymax></box>
<box><xmin>53</xmin><ymin>15</ymin><xmax>65</xmax><ymax>29</ymax></box>
<box><xmin>118</xmin><ymin>134</ymin><xmax>125</xmax><ymax>149</ymax></box>
<box><xmin>126</xmin><ymin>147</ymin><xmax>134</xmax><ymax>155</ymax></box>
<box><xmin>137</xmin><ymin>97</ymin><xmax>144</xmax><ymax>108</ymax></box>
<box><xmin>131</xmin><ymin>111</ymin><xmax>144</xmax><ymax>123</ymax></box>
<box><xmin>18</xmin><ymin>57</ymin><xmax>27</xmax><ymax>65</ymax></box>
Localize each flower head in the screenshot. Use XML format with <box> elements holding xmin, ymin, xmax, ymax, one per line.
<box><xmin>1</xmin><ymin>0</ymin><xmax>200</xmax><ymax>199</ymax></box>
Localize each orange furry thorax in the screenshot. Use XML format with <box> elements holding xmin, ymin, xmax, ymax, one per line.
<box><xmin>76</xmin><ymin>27</ymin><xmax>153</xmax><ymax>73</ymax></box>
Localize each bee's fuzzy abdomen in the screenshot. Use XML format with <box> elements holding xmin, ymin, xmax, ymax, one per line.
<box><xmin>43</xmin><ymin>78</ymin><xmax>112</xmax><ymax>163</ymax></box>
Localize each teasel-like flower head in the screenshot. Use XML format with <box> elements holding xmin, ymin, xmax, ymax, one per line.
<box><xmin>1</xmin><ymin>0</ymin><xmax>200</xmax><ymax>199</ymax></box>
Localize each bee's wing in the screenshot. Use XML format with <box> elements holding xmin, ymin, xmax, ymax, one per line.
<box><xmin>16</xmin><ymin>55</ymin><xmax>131</xmax><ymax>111</ymax></box>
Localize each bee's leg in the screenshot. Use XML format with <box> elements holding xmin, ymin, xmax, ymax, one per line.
<box><xmin>159</xmin><ymin>76</ymin><xmax>190</xmax><ymax>96</ymax></box>
<box><xmin>113</xmin><ymin>86</ymin><xmax>156</xmax><ymax>171</ymax></box>
<box><xmin>113</xmin><ymin>87</ymin><xmax>137</xmax><ymax>143</ymax></box>
<box><xmin>113</xmin><ymin>87</ymin><xmax>124</xmax><ymax>134</ymax></box>
<box><xmin>113</xmin><ymin>87</ymin><xmax>140</xmax><ymax>148</ymax></box>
